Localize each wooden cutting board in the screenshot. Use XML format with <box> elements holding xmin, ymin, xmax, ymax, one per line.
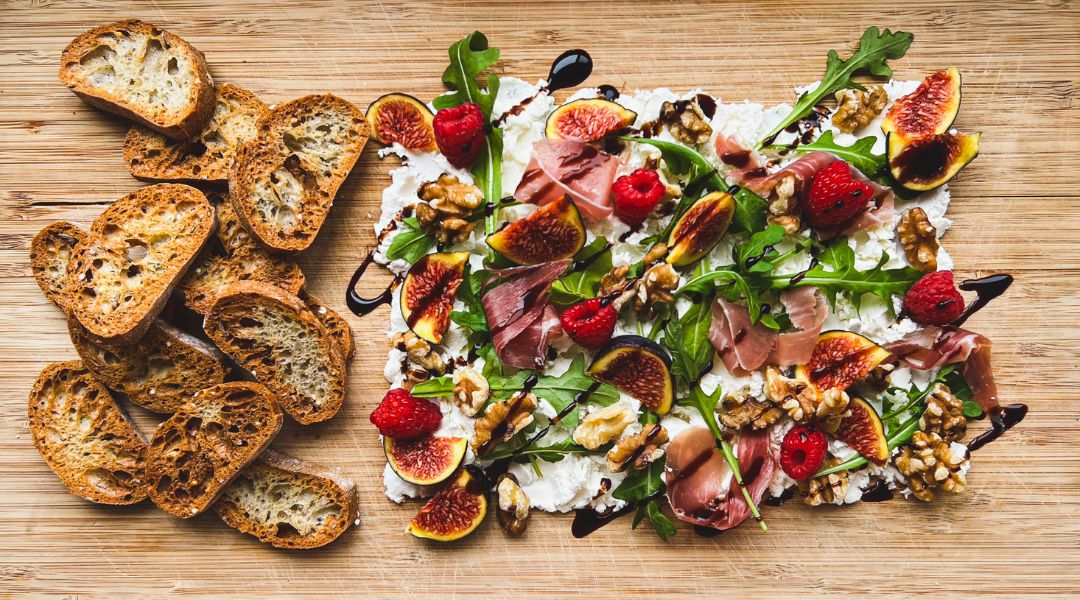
<box><xmin>2</xmin><ymin>1</ymin><xmax>1078</xmax><ymax>597</ymax></box>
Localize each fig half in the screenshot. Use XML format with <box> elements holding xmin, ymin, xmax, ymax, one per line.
<box><xmin>487</xmin><ymin>195</ymin><xmax>586</xmax><ymax>265</ymax></box>
<box><xmin>385</xmin><ymin>435</ymin><xmax>467</xmax><ymax>486</ymax></box>
<box><xmin>882</xmin><ymin>68</ymin><xmax>962</xmax><ymax>143</ymax></box>
<box><xmin>795</xmin><ymin>331</ymin><xmax>891</xmax><ymax>392</ymax></box>
<box><xmin>401</xmin><ymin>251</ymin><xmax>469</xmax><ymax>344</ymax></box>
<box><xmin>366</xmin><ymin>93</ymin><xmax>438</xmax><ymax>152</ymax></box>
<box><xmin>587</xmin><ymin>335</ymin><xmax>674</xmax><ymax>414</ymax></box>
<box><xmin>887</xmin><ymin>131</ymin><xmax>981</xmax><ymax>192</ymax></box>
<box><xmin>545</xmin><ymin>98</ymin><xmax>637</xmax><ymax>142</ymax></box>
<box><xmin>665</xmin><ymin>190</ymin><xmax>735</xmax><ymax>267</ymax></box>
<box><xmin>834</xmin><ymin>396</ymin><xmax>889</xmax><ymax>466</ymax></box>
<box><xmin>407</xmin><ymin>469</ymin><xmax>487</xmax><ymax>542</ymax></box>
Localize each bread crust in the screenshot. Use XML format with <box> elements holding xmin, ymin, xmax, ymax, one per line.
<box><xmin>146</xmin><ymin>382</ymin><xmax>283</xmax><ymax>518</ymax></box>
<box><xmin>203</xmin><ymin>281</ymin><xmax>346</xmax><ymax>424</ymax></box>
<box><xmin>30</xmin><ymin>221</ymin><xmax>87</xmax><ymax>311</ymax></box>
<box><xmin>300</xmin><ymin>288</ymin><xmax>354</xmax><ymax>361</ymax></box>
<box><xmin>28</xmin><ymin>361</ymin><xmax>150</xmax><ymax>505</ymax></box>
<box><xmin>59</xmin><ymin>20</ymin><xmax>215</xmax><ymax>140</ymax></box>
<box><xmin>215</xmin><ymin>449</ymin><xmax>359</xmax><ymax>549</ymax></box>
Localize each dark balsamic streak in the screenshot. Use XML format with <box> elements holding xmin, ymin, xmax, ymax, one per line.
<box><xmin>952</xmin><ymin>273</ymin><xmax>1013</xmax><ymax>327</ymax></box>
<box><xmin>967</xmin><ymin>403</ymin><xmax>1028</xmax><ymax>452</ymax></box>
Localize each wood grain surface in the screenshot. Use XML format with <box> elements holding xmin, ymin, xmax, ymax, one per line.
<box><xmin>2</xmin><ymin>1</ymin><xmax>1078</xmax><ymax>597</ymax></box>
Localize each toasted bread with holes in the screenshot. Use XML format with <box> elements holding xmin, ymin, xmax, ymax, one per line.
<box><xmin>215</xmin><ymin>449</ymin><xmax>359</xmax><ymax>549</ymax></box>
<box><xmin>146</xmin><ymin>382</ymin><xmax>282</xmax><ymax>518</ymax></box>
<box><xmin>30</xmin><ymin>221</ymin><xmax>87</xmax><ymax>311</ymax></box>
<box><xmin>65</xmin><ymin>184</ymin><xmax>214</xmax><ymax>345</ymax></box>
<box><xmin>229</xmin><ymin>94</ymin><xmax>369</xmax><ymax>252</ymax></box>
<box><xmin>28</xmin><ymin>361</ymin><xmax>150</xmax><ymax>505</ymax></box>
<box><xmin>125</xmin><ymin>83</ymin><xmax>269</xmax><ymax>185</ymax></box>
<box><xmin>300</xmin><ymin>289</ymin><xmax>354</xmax><ymax>361</ymax></box>
<box><xmin>69</xmin><ymin>318</ymin><xmax>226</xmax><ymax>413</ymax></box>
<box><xmin>59</xmin><ymin>20</ymin><xmax>215</xmax><ymax>140</ymax></box>
<box><xmin>203</xmin><ymin>281</ymin><xmax>346</xmax><ymax>424</ymax></box>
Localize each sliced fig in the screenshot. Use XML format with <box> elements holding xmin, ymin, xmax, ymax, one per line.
<box><xmin>401</xmin><ymin>251</ymin><xmax>468</xmax><ymax>344</ymax></box>
<box><xmin>587</xmin><ymin>335</ymin><xmax>674</xmax><ymax>414</ymax></box>
<box><xmin>887</xmin><ymin>131</ymin><xmax>981</xmax><ymax>192</ymax></box>
<box><xmin>834</xmin><ymin>396</ymin><xmax>889</xmax><ymax>466</ymax></box>
<box><xmin>487</xmin><ymin>195</ymin><xmax>586</xmax><ymax>265</ymax></box>
<box><xmin>665</xmin><ymin>190</ymin><xmax>735</xmax><ymax>267</ymax></box>
<box><xmin>545</xmin><ymin>98</ymin><xmax>637</xmax><ymax>142</ymax></box>
<box><xmin>882</xmin><ymin>68</ymin><xmax>962</xmax><ymax>142</ymax></box>
<box><xmin>795</xmin><ymin>331</ymin><xmax>891</xmax><ymax>392</ymax></box>
<box><xmin>385</xmin><ymin>435</ymin><xmax>467</xmax><ymax>486</ymax></box>
<box><xmin>407</xmin><ymin>469</ymin><xmax>487</xmax><ymax>542</ymax></box>
<box><xmin>366</xmin><ymin>93</ymin><xmax>438</xmax><ymax>152</ymax></box>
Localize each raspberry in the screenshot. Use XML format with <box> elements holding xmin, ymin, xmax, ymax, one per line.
<box><xmin>560</xmin><ymin>297</ymin><xmax>617</xmax><ymax>350</ymax></box>
<box><xmin>779</xmin><ymin>425</ymin><xmax>828</xmax><ymax>480</ymax></box>
<box><xmin>432</xmin><ymin>103</ymin><xmax>486</xmax><ymax>169</ymax></box>
<box><xmin>804</xmin><ymin>160</ymin><xmax>875</xmax><ymax>227</ymax></box>
<box><xmin>902</xmin><ymin>270</ymin><xmax>966</xmax><ymax>325</ymax></box>
<box><xmin>370</xmin><ymin>388</ymin><xmax>443</xmax><ymax>440</ymax></box>
<box><xmin>612</xmin><ymin>168</ymin><xmax>666</xmax><ymax>225</ymax></box>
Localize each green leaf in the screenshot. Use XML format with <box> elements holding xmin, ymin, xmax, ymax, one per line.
<box><xmin>730</xmin><ymin>186</ymin><xmax>769</xmax><ymax>235</ymax></box>
<box><xmin>449</xmin><ymin>265</ymin><xmax>490</xmax><ymax>342</ymax></box>
<box><xmin>662</xmin><ymin>295</ymin><xmax>716</xmax><ymax>389</ymax></box>
<box><xmin>613</xmin><ymin>460</ymin><xmax>666</xmax><ymax>502</ymax></box>
<box><xmin>677</xmin><ymin>268</ymin><xmax>772</xmax><ymax>328</ymax></box>
<box><xmin>768</xmin><ymin>130</ymin><xmax>887</xmax><ymax>177</ymax></box>
<box><xmin>735</xmin><ymin>225</ymin><xmax>786</xmax><ymax>270</ymax></box>
<box><xmin>472</xmin><ymin>127</ymin><xmax>503</xmax><ymax>233</ymax></box>
<box><xmin>679</xmin><ymin>385</ymin><xmax>725</xmax><ymax>441</ymax></box>
<box><xmin>549</xmin><ymin>237</ymin><xmax>612</xmax><ymax>305</ymax></box>
<box><xmin>632</xmin><ymin>497</ymin><xmax>677</xmax><ymax>541</ymax></box>
<box><xmin>756</xmin><ymin>27</ymin><xmax>914</xmax><ymax>149</ymax></box>
<box><xmin>432</xmin><ymin>32</ymin><xmax>500</xmax><ymax>117</ymax></box>
<box><xmin>385</xmin><ymin>217</ymin><xmax>436</xmax><ymax>264</ymax></box>
<box><xmin>482</xmin><ymin>436</ymin><xmax>598</xmax><ymax>463</ymax></box>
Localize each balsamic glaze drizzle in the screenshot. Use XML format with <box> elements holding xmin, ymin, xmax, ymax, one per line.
<box><xmin>546</xmin><ymin>49</ymin><xmax>593</xmax><ymax>93</ymax></box>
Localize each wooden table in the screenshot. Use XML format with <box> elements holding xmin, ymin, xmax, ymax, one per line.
<box><xmin>2</xmin><ymin>1</ymin><xmax>1078</xmax><ymax>597</ymax></box>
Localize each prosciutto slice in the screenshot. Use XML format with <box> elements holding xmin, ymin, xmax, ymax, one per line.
<box><xmin>767</xmin><ymin>287</ymin><xmax>828</xmax><ymax>366</ymax></box>
<box><xmin>665</xmin><ymin>426</ymin><xmax>775</xmax><ymax>531</ymax></box>
<box><xmin>714</xmin><ymin>134</ymin><xmax>767</xmax><ymax>182</ymax></box>
<box><xmin>885</xmin><ymin>326</ymin><xmax>1001</xmax><ymax>414</ymax></box>
<box><xmin>513</xmin><ymin>139</ymin><xmax>618</xmax><ymax>220</ymax></box>
<box><xmin>708</xmin><ymin>289</ymin><xmax>828</xmax><ymax>372</ymax></box>
<box><xmin>742</xmin><ymin>151</ymin><xmax>837</xmax><ymax>197</ymax></box>
<box><xmin>481</xmin><ymin>259</ymin><xmax>570</xmax><ymax>370</ymax></box>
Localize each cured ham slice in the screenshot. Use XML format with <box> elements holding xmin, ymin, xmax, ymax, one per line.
<box><xmin>482</xmin><ymin>259</ymin><xmax>570</xmax><ymax>370</ymax></box>
<box><xmin>767</xmin><ymin>287</ymin><xmax>828</xmax><ymax>366</ymax></box>
<box><xmin>708</xmin><ymin>289</ymin><xmax>828</xmax><ymax>372</ymax></box>
<box><xmin>664</xmin><ymin>426</ymin><xmax>774</xmax><ymax>531</ymax></box>
<box><xmin>513</xmin><ymin>139</ymin><xmax>618</xmax><ymax>221</ymax></box>
<box><xmin>885</xmin><ymin>326</ymin><xmax>1001</xmax><ymax>414</ymax></box>
<box><xmin>714</xmin><ymin>133</ymin><xmax>767</xmax><ymax>182</ymax></box>
<box><xmin>742</xmin><ymin>151</ymin><xmax>837</xmax><ymax>197</ymax></box>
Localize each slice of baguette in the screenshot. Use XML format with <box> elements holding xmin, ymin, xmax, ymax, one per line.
<box><xmin>30</xmin><ymin>221</ymin><xmax>87</xmax><ymax>311</ymax></box>
<box><xmin>229</xmin><ymin>94</ymin><xmax>369</xmax><ymax>252</ymax></box>
<box><xmin>215</xmin><ymin>449</ymin><xmax>358</xmax><ymax>549</ymax></box>
<box><xmin>69</xmin><ymin>318</ymin><xmax>226</xmax><ymax>413</ymax></box>
<box><xmin>66</xmin><ymin>184</ymin><xmax>214</xmax><ymax>345</ymax></box>
<box><xmin>300</xmin><ymin>289</ymin><xmax>354</xmax><ymax>361</ymax></box>
<box><xmin>203</xmin><ymin>281</ymin><xmax>346</xmax><ymax>424</ymax></box>
<box><xmin>125</xmin><ymin>83</ymin><xmax>269</xmax><ymax>185</ymax></box>
<box><xmin>146</xmin><ymin>382</ymin><xmax>282</xmax><ymax>518</ymax></box>
<box><xmin>59</xmin><ymin>20</ymin><xmax>215</xmax><ymax>140</ymax></box>
<box><xmin>28</xmin><ymin>361</ymin><xmax>150</xmax><ymax>505</ymax></box>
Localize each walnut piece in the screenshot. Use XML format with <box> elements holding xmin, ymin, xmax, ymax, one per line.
<box><xmin>766</xmin><ymin>174</ymin><xmax>801</xmax><ymax>234</ymax></box>
<box><xmin>393</xmin><ymin>331</ymin><xmax>446</xmax><ymax>388</ymax></box>
<box><xmin>660</xmin><ymin>100</ymin><xmax>713</xmax><ymax>145</ymax></box>
<box><xmin>896</xmin><ymin>431</ymin><xmax>969</xmax><ymax>502</ymax></box>
<box><xmin>572</xmin><ymin>404</ymin><xmax>636</xmax><ymax>450</ymax></box>
<box><xmin>719</xmin><ymin>386</ymin><xmax>784</xmax><ymax>431</ymax></box>
<box><xmin>496</xmin><ymin>473</ymin><xmax>530</xmax><ymax>536</ymax></box>
<box><xmin>897</xmin><ymin>207</ymin><xmax>939</xmax><ymax>273</ymax></box>
<box><xmin>815</xmin><ymin>388</ymin><xmax>851</xmax><ymax>434</ymax></box>
<box><xmin>831</xmin><ymin>86</ymin><xmax>888</xmax><ymax>133</ymax></box>
<box><xmin>635</xmin><ymin>263</ymin><xmax>679</xmax><ymax>314</ymax></box>
<box><xmin>764</xmin><ymin>366</ymin><xmax>819</xmax><ymax>424</ymax></box>
<box><xmin>598</xmin><ymin>264</ymin><xmax>631</xmax><ymax>297</ymax></box>
<box><xmin>472</xmin><ymin>392</ymin><xmax>537</xmax><ymax>456</ymax></box>
<box><xmin>452</xmin><ymin>366</ymin><xmax>489</xmax><ymax>417</ymax></box>
<box><xmin>920</xmin><ymin>383</ymin><xmax>967</xmax><ymax>443</ymax></box>
<box><xmin>606</xmin><ymin>423</ymin><xmax>668</xmax><ymax>472</ymax></box>
<box><xmin>801</xmin><ymin>459</ymin><xmax>850</xmax><ymax>506</ymax></box>
<box><xmin>416</xmin><ymin>174</ymin><xmax>482</xmax><ymax>244</ymax></box>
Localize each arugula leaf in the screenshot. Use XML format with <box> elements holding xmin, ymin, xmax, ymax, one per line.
<box><xmin>940</xmin><ymin>366</ymin><xmax>983</xmax><ymax>418</ymax></box>
<box><xmin>756</xmin><ymin>27</ymin><xmax>914</xmax><ymax>149</ymax></box>
<box><xmin>473</xmin><ymin>127</ymin><xmax>503</xmax><ymax>233</ymax></box>
<box><xmin>662</xmin><ymin>294</ymin><xmax>716</xmax><ymax>389</ymax></box>
<box><xmin>635</xmin><ymin>498</ymin><xmax>678</xmax><ymax>541</ymax></box>
<box><xmin>482</xmin><ymin>436</ymin><xmax>598</xmax><ymax>463</ymax></box>
<box><xmin>449</xmin><ymin>265</ymin><xmax>490</xmax><ymax>343</ymax></box>
<box><xmin>734</xmin><ymin>225</ymin><xmax>786</xmax><ymax>271</ymax></box>
<box><xmin>549</xmin><ymin>237</ymin><xmax>612</xmax><ymax>305</ymax></box>
<box><xmin>677</xmin><ymin>268</ymin><xmax>773</xmax><ymax>330</ymax></box>
<box><xmin>620</xmin><ymin>137</ymin><xmax>723</xmax><ymax>190</ymax></box>
<box><xmin>613</xmin><ymin>459</ymin><xmax>666</xmax><ymax>502</ymax></box>
<box><xmin>730</xmin><ymin>186</ymin><xmax>769</xmax><ymax>235</ymax></box>
<box><xmin>432</xmin><ymin>32</ymin><xmax>500</xmax><ymax>117</ymax></box>
<box><xmin>768</xmin><ymin>130</ymin><xmax>886</xmax><ymax>177</ymax></box>
<box><xmin>386</xmin><ymin>217</ymin><xmax>436</xmax><ymax>264</ymax></box>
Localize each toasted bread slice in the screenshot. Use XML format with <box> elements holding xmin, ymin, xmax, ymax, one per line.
<box><xmin>69</xmin><ymin>318</ymin><xmax>226</xmax><ymax>413</ymax></box>
<box><xmin>300</xmin><ymin>289</ymin><xmax>354</xmax><ymax>361</ymax></box>
<box><xmin>59</xmin><ymin>20</ymin><xmax>215</xmax><ymax>140</ymax></box>
<box><xmin>215</xmin><ymin>449</ymin><xmax>358</xmax><ymax>549</ymax></box>
<box><xmin>146</xmin><ymin>382</ymin><xmax>282</xmax><ymax>518</ymax></box>
<box><xmin>30</xmin><ymin>221</ymin><xmax>87</xmax><ymax>311</ymax></box>
<box><xmin>214</xmin><ymin>191</ymin><xmax>258</xmax><ymax>254</ymax></box>
<box><xmin>203</xmin><ymin>281</ymin><xmax>346</xmax><ymax>424</ymax></box>
<box><xmin>125</xmin><ymin>83</ymin><xmax>269</xmax><ymax>185</ymax></box>
<box><xmin>66</xmin><ymin>184</ymin><xmax>214</xmax><ymax>344</ymax></box>
<box><xmin>28</xmin><ymin>361</ymin><xmax>150</xmax><ymax>505</ymax></box>
<box><xmin>229</xmin><ymin>94</ymin><xmax>369</xmax><ymax>252</ymax></box>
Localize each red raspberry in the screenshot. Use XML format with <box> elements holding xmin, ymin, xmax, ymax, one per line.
<box><xmin>779</xmin><ymin>425</ymin><xmax>828</xmax><ymax>480</ymax></box>
<box><xmin>432</xmin><ymin>103</ymin><xmax>486</xmax><ymax>169</ymax></box>
<box><xmin>370</xmin><ymin>388</ymin><xmax>442</xmax><ymax>440</ymax></box>
<box><xmin>902</xmin><ymin>270</ymin><xmax>966</xmax><ymax>325</ymax></box>
<box><xmin>612</xmin><ymin>168</ymin><xmax>666</xmax><ymax>225</ymax></box>
<box><xmin>804</xmin><ymin>160</ymin><xmax>875</xmax><ymax>227</ymax></box>
<box><xmin>560</xmin><ymin>297</ymin><xmax>617</xmax><ymax>350</ymax></box>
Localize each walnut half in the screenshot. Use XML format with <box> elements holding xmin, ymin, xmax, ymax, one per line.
<box><xmin>416</xmin><ymin>174</ymin><xmax>482</xmax><ymax>244</ymax></box>
<box><xmin>496</xmin><ymin>473</ymin><xmax>530</xmax><ymax>536</ymax></box>
<box><xmin>832</xmin><ymin>86</ymin><xmax>887</xmax><ymax>133</ymax></box>
<box><xmin>896</xmin><ymin>431</ymin><xmax>969</xmax><ymax>502</ymax></box>
<box><xmin>572</xmin><ymin>404</ymin><xmax>636</xmax><ymax>450</ymax></box>
<box><xmin>471</xmin><ymin>392</ymin><xmax>537</xmax><ymax>456</ymax></box>
<box><xmin>606</xmin><ymin>423</ymin><xmax>668</xmax><ymax>472</ymax></box>
<box><xmin>897</xmin><ymin>207</ymin><xmax>939</xmax><ymax>273</ymax></box>
<box><xmin>452</xmin><ymin>366</ymin><xmax>489</xmax><ymax>417</ymax></box>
